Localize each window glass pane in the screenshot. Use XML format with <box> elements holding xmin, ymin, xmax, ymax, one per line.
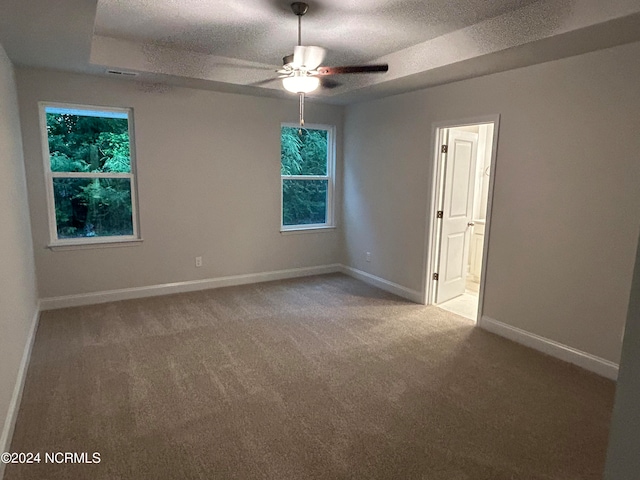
<box><xmin>281</xmin><ymin>126</ymin><xmax>327</xmax><ymax>176</ymax></box>
<box><xmin>282</xmin><ymin>179</ymin><xmax>328</xmax><ymax>226</ymax></box>
<box><xmin>45</xmin><ymin>108</ymin><xmax>131</xmax><ymax>173</ymax></box>
<box><xmin>53</xmin><ymin>177</ymin><xmax>133</xmax><ymax>239</ymax></box>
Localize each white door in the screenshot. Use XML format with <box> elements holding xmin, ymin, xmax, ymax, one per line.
<box><xmin>436</xmin><ymin>129</ymin><xmax>478</xmax><ymax>304</ymax></box>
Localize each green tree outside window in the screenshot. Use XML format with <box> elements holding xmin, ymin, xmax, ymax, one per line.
<box><xmin>44</xmin><ymin>106</ymin><xmax>137</xmax><ymax>241</ymax></box>
<box><xmin>281</xmin><ymin>126</ymin><xmax>333</xmax><ymax>228</ymax></box>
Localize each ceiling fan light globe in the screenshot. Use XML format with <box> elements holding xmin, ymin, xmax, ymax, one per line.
<box><xmin>282</xmin><ymin>75</ymin><xmax>320</xmax><ymax>93</ymax></box>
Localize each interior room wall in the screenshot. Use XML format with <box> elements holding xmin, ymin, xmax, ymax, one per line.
<box><xmin>16</xmin><ymin>68</ymin><xmax>344</xmax><ymax>299</ymax></box>
<box><xmin>0</xmin><ymin>43</ymin><xmax>38</xmax><ymax>457</ymax></box>
<box><xmin>343</xmin><ymin>41</ymin><xmax>640</xmax><ymax>364</ymax></box>
<box><xmin>604</xmin><ymin>230</ymin><xmax>640</xmax><ymax>478</ymax></box>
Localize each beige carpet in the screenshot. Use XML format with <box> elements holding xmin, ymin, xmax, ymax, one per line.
<box><xmin>6</xmin><ymin>273</ymin><xmax>614</xmax><ymax>480</ymax></box>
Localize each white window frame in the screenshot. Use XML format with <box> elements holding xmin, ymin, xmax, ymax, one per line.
<box><xmin>39</xmin><ymin>102</ymin><xmax>141</xmax><ymax>248</ymax></box>
<box><xmin>280</xmin><ymin>123</ymin><xmax>336</xmax><ymax>232</ymax></box>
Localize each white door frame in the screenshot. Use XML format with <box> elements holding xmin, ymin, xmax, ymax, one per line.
<box><xmin>422</xmin><ymin>114</ymin><xmax>500</xmax><ymax>323</ymax></box>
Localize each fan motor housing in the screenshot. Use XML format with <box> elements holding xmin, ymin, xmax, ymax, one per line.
<box><xmin>283</xmin><ymin>54</ymin><xmax>294</xmax><ymax>66</ymax></box>
<box><xmin>291</xmin><ymin>2</ymin><xmax>309</xmax><ymax>16</ymax></box>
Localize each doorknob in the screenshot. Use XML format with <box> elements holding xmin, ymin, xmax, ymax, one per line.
<box><xmin>467</xmin><ymin>222</ymin><xmax>475</xmax><ymax>227</ymax></box>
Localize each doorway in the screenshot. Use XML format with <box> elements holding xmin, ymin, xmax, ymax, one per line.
<box><xmin>426</xmin><ymin>117</ymin><xmax>498</xmax><ymax>322</ymax></box>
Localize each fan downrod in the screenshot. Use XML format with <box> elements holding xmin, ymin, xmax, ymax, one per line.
<box><xmin>291</xmin><ymin>2</ymin><xmax>308</xmax><ymax>16</ymax></box>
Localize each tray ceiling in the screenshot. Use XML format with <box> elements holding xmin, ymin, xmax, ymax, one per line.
<box><xmin>1</xmin><ymin>0</ymin><xmax>639</xmax><ymax>104</ymax></box>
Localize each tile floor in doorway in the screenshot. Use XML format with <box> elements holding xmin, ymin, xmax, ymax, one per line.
<box><xmin>437</xmin><ymin>278</ymin><xmax>479</xmax><ymax>321</ymax></box>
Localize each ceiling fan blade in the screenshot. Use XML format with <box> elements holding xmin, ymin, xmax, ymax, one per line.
<box><xmin>293</xmin><ymin>46</ymin><xmax>326</xmax><ymax>70</ymax></box>
<box><xmin>249</xmin><ymin>77</ymin><xmax>282</xmax><ymax>87</ymax></box>
<box><xmin>320</xmin><ymin>77</ymin><xmax>342</xmax><ymax>89</ymax></box>
<box><xmin>316</xmin><ymin>64</ymin><xmax>389</xmax><ymax>76</ymax></box>
<box><xmin>211</xmin><ymin>64</ymin><xmax>277</xmax><ymax>71</ymax></box>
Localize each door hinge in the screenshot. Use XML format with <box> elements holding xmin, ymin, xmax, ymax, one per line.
<box><xmin>433</xmin><ymin>273</ymin><xmax>439</xmax><ymax>281</ymax></box>
<box><xmin>441</xmin><ymin>144</ymin><xmax>448</xmax><ymax>154</ymax></box>
<box><xmin>437</xmin><ymin>210</ymin><xmax>443</xmax><ymax>219</ymax></box>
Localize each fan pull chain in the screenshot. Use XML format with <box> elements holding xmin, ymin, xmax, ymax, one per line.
<box><xmin>299</xmin><ymin>93</ymin><xmax>305</xmax><ymax>133</ymax></box>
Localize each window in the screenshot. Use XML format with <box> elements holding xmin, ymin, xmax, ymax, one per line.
<box><xmin>40</xmin><ymin>103</ymin><xmax>139</xmax><ymax>246</ymax></box>
<box><xmin>280</xmin><ymin>124</ymin><xmax>335</xmax><ymax>231</ymax></box>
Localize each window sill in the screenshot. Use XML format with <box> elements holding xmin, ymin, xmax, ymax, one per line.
<box><xmin>47</xmin><ymin>238</ymin><xmax>143</xmax><ymax>251</ymax></box>
<box><xmin>280</xmin><ymin>226</ymin><xmax>336</xmax><ymax>235</ymax></box>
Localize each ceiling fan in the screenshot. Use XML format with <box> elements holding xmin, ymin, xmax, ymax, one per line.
<box><xmin>262</xmin><ymin>2</ymin><xmax>389</xmax><ymax>126</ymax></box>
<box><xmin>278</xmin><ymin>2</ymin><xmax>389</xmax><ymax>93</ymax></box>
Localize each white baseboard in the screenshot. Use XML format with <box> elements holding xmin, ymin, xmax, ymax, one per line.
<box><xmin>0</xmin><ymin>303</ymin><xmax>40</xmax><ymax>480</ymax></box>
<box><xmin>339</xmin><ymin>265</ymin><xmax>423</xmax><ymax>304</ymax></box>
<box><xmin>40</xmin><ymin>264</ymin><xmax>342</xmax><ymax>310</ymax></box>
<box><xmin>479</xmin><ymin>315</ymin><xmax>619</xmax><ymax>380</ymax></box>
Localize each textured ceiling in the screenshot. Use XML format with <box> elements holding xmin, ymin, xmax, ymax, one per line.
<box><xmin>94</xmin><ymin>0</ymin><xmax>540</xmax><ymax>65</ymax></box>
<box><xmin>2</xmin><ymin>0</ymin><xmax>640</xmax><ymax>103</ymax></box>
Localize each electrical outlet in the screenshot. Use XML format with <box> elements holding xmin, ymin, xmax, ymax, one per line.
<box><xmin>365</xmin><ymin>251</ymin><xmax>371</xmax><ymax>262</ymax></box>
<box><xmin>195</xmin><ymin>256</ymin><xmax>202</xmax><ymax>267</ymax></box>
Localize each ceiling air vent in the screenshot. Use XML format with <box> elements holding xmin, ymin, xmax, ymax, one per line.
<box><xmin>106</xmin><ymin>69</ymin><xmax>138</xmax><ymax>77</ymax></box>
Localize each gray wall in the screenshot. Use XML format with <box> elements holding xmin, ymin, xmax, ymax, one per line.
<box><xmin>12</xmin><ymin>42</ymin><xmax>640</xmax><ymax>365</ymax></box>
<box><xmin>0</xmin><ymin>44</ymin><xmax>38</xmax><ymax>450</ymax></box>
<box><xmin>343</xmin><ymin>41</ymin><xmax>640</xmax><ymax>364</ymax></box>
<box><xmin>604</xmin><ymin>229</ymin><xmax>640</xmax><ymax>478</ymax></box>
<box><xmin>16</xmin><ymin>68</ymin><xmax>344</xmax><ymax>299</ymax></box>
